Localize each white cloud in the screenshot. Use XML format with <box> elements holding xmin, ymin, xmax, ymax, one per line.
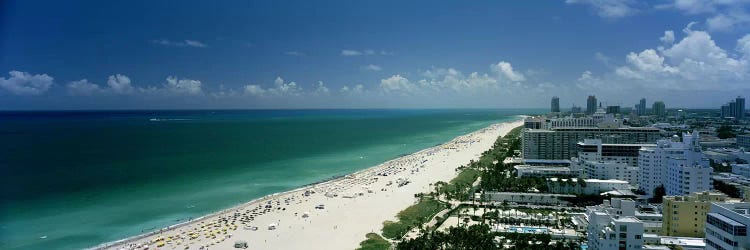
<box><xmin>595</xmin><ymin>52</ymin><xmax>612</xmax><ymax>66</ymax></box>
<box><xmin>314</xmin><ymin>81</ymin><xmax>330</xmax><ymax>95</ymax></box>
<box><xmin>268</xmin><ymin>77</ymin><xmax>303</xmax><ymax>96</ymax></box>
<box><xmin>67</xmin><ymin>79</ymin><xmax>102</xmax><ymax>96</ymax></box>
<box><xmin>244</xmin><ymin>84</ymin><xmax>266</xmax><ymax>96</ymax></box>
<box><xmin>341</xmin><ymin>50</ymin><xmax>363</xmax><ymax>56</ymax></box>
<box><xmin>107</xmin><ymin>74</ymin><xmax>134</xmax><ymax>94</ymax></box>
<box><xmin>0</xmin><ymin>71</ymin><xmax>54</xmax><ymax>95</ymax></box>
<box><xmin>340</xmin><ymin>84</ymin><xmax>365</xmax><ymax>94</ymax></box>
<box><xmin>707</xmin><ymin>10</ymin><xmax>750</xmax><ymax>32</ymax></box>
<box><xmin>379</xmin><ymin>75</ymin><xmax>415</xmax><ymax>94</ymax></box>
<box><xmin>565</xmin><ymin>0</ymin><xmax>639</xmax><ymax>19</ymax></box>
<box><xmin>660</xmin><ymin>30</ymin><xmax>675</xmax><ymax>45</ymax></box>
<box><xmin>165</xmin><ymin>76</ymin><xmax>203</xmax><ymax>95</ymax></box>
<box><xmin>490</xmin><ymin>61</ymin><xmax>526</xmax><ymax>81</ymax></box>
<box><xmin>737</xmin><ymin>34</ymin><xmax>750</xmax><ymax>56</ymax></box>
<box><xmin>361</xmin><ymin>64</ymin><xmax>383</xmax><ymax>71</ymax></box>
<box><xmin>151</xmin><ymin>39</ymin><xmax>208</xmax><ymax>48</ymax></box>
<box><xmin>285</xmin><ymin>51</ymin><xmax>305</xmax><ymax>56</ymax></box>
<box><xmin>593</xmin><ymin>25</ymin><xmax>750</xmax><ymax>91</ymax></box>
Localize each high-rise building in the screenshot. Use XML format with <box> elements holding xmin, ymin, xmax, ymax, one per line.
<box><xmin>587</xmin><ymin>95</ymin><xmax>597</xmax><ymax>115</ymax></box>
<box><xmin>662</xmin><ymin>191</ymin><xmax>729</xmax><ymax>237</ymax></box>
<box><xmin>551</xmin><ymin>96</ymin><xmax>560</xmax><ymax>113</ymax></box>
<box><xmin>652</xmin><ymin>101</ymin><xmax>666</xmax><ymax>117</ymax></box>
<box><xmin>638</xmin><ymin>131</ymin><xmax>713</xmax><ymax>197</ymax></box>
<box><xmin>522</xmin><ymin>127</ymin><xmax>661</xmax><ymax>160</ymax></box>
<box><xmin>722</xmin><ymin>104</ymin><xmax>732</xmax><ymax>118</ymax></box>
<box><xmin>705</xmin><ymin>202</ymin><xmax>750</xmax><ymax>250</ymax></box>
<box><xmin>736</xmin><ymin>96</ymin><xmax>746</xmax><ymax>120</ymax></box>
<box><xmin>638</xmin><ymin>98</ymin><xmax>646</xmax><ymax>116</ymax></box>
<box><xmin>730</xmin><ymin>101</ymin><xmax>738</xmax><ymax>118</ymax></box>
<box><xmin>573</xmin><ymin>139</ymin><xmax>649</xmax><ymax>184</ymax></box>
<box><xmin>606</xmin><ymin>105</ymin><xmax>621</xmax><ymax>114</ymax></box>
<box><xmin>586</xmin><ymin>199</ymin><xmax>646</xmax><ymax>250</ymax></box>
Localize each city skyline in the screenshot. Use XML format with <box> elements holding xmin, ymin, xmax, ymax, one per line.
<box><xmin>2</xmin><ymin>0</ymin><xmax>750</xmax><ymax>110</ymax></box>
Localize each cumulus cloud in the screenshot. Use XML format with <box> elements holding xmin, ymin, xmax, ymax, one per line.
<box><xmin>587</xmin><ymin>24</ymin><xmax>750</xmax><ymax>91</ymax></box>
<box><xmin>165</xmin><ymin>76</ymin><xmax>203</xmax><ymax>95</ymax></box>
<box><xmin>340</xmin><ymin>84</ymin><xmax>365</xmax><ymax>94</ymax></box>
<box><xmin>361</xmin><ymin>64</ymin><xmax>383</xmax><ymax>71</ymax></box>
<box><xmin>151</xmin><ymin>39</ymin><xmax>208</xmax><ymax>48</ymax></box>
<box><xmin>244</xmin><ymin>85</ymin><xmax>266</xmax><ymax>96</ymax></box>
<box><xmin>0</xmin><ymin>71</ymin><xmax>54</xmax><ymax>95</ymax></box>
<box><xmin>107</xmin><ymin>74</ymin><xmax>134</xmax><ymax>94</ymax></box>
<box><xmin>565</xmin><ymin>0</ymin><xmax>639</xmax><ymax>19</ymax></box>
<box><xmin>379</xmin><ymin>75</ymin><xmax>415</xmax><ymax>94</ymax></box>
<box><xmin>707</xmin><ymin>11</ymin><xmax>750</xmax><ymax>32</ymax></box>
<box><xmin>67</xmin><ymin>79</ymin><xmax>102</xmax><ymax>96</ymax></box>
<box><xmin>313</xmin><ymin>81</ymin><xmax>330</xmax><ymax>95</ymax></box>
<box><xmin>242</xmin><ymin>77</ymin><xmax>304</xmax><ymax>96</ymax></box>
<box><xmin>660</xmin><ymin>30</ymin><xmax>675</xmax><ymax>45</ymax></box>
<box><xmin>656</xmin><ymin>0</ymin><xmax>750</xmax><ymax>32</ymax></box>
<box><xmin>491</xmin><ymin>61</ymin><xmax>526</xmax><ymax>81</ymax></box>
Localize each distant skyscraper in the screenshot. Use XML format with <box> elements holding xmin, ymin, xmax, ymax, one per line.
<box><xmin>551</xmin><ymin>96</ymin><xmax>560</xmax><ymax>113</ymax></box>
<box><xmin>586</xmin><ymin>95</ymin><xmax>597</xmax><ymax>115</ymax></box>
<box><xmin>721</xmin><ymin>104</ymin><xmax>731</xmax><ymax>118</ymax></box>
<box><xmin>736</xmin><ymin>96</ymin><xmax>746</xmax><ymax>119</ymax></box>
<box><xmin>638</xmin><ymin>98</ymin><xmax>646</xmax><ymax>115</ymax></box>
<box><xmin>652</xmin><ymin>101</ymin><xmax>666</xmax><ymax>117</ymax></box>
<box><xmin>730</xmin><ymin>101</ymin><xmax>737</xmax><ymax>118</ymax></box>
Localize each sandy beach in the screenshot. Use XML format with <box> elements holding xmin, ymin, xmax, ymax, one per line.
<box><xmin>97</xmin><ymin>118</ymin><xmax>523</xmax><ymax>250</ymax></box>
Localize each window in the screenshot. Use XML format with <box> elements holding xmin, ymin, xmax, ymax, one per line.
<box><xmin>619</xmin><ymin>225</ymin><xmax>627</xmax><ymax>232</ymax></box>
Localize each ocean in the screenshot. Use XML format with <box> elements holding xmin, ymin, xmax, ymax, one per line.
<box><xmin>0</xmin><ymin>109</ymin><xmax>535</xmax><ymax>250</ymax></box>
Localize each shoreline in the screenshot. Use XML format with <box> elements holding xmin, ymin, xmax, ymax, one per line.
<box><xmin>96</xmin><ymin>116</ymin><xmax>524</xmax><ymax>250</ymax></box>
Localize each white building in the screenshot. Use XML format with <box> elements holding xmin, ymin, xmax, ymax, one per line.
<box><xmin>573</xmin><ymin>139</ymin><xmax>649</xmax><ymax>185</ymax></box>
<box><xmin>586</xmin><ymin>199</ymin><xmax>646</xmax><ymax>250</ymax></box>
<box><xmin>705</xmin><ymin>202</ymin><xmax>750</xmax><ymax>250</ymax></box>
<box><xmin>639</xmin><ymin>131</ymin><xmax>713</xmax><ymax>197</ymax></box>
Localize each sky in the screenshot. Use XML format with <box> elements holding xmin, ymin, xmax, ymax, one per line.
<box><xmin>1</xmin><ymin>0</ymin><xmax>750</xmax><ymax>110</ymax></box>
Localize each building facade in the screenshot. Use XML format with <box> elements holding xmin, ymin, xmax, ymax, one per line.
<box><xmin>652</xmin><ymin>101</ymin><xmax>666</xmax><ymax>117</ymax></box>
<box><xmin>586</xmin><ymin>199</ymin><xmax>646</xmax><ymax>250</ymax></box>
<box><xmin>588</xmin><ymin>95</ymin><xmax>598</xmax><ymax>115</ymax></box>
<box><xmin>705</xmin><ymin>202</ymin><xmax>750</xmax><ymax>250</ymax></box>
<box><xmin>522</xmin><ymin>127</ymin><xmax>661</xmax><ymax>160</ymax></box>
<box><xmin>638</xmin><ymin>98</ymin><xmax>647</xmax><ymax>116</ymax></box>
<box><xmin>662</xmin><ymin>191</ymin><xmax>729</xmax><ymax>237</ymax></box>
<box><xmin>638</xmin><ymin>131</ymin><xmax>713</xmax><ymax>197</ymax></box>
<box><xmin>551</xmin><ymin>96</ymin><xmax>560</xmax><ymax>113</ymax></box>
<box><xmin>573</xmin><ymin>139</ymin><xmax>650</xmax><ymax>185</ymax></box>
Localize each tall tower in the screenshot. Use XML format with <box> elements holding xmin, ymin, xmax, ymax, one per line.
<box><xmin>653</xmin><ymin>101</ymin><xmax>666</xmax><ymax>117</ymax></box>
<box><xmin>736</xmin><ymin>96</ymin><xmax>746</xmax><ymax>119</ymax></box>
<box><xmin>639</xmin><ymin>98</ymin><xmax>646</xmax><ymax>116</ymax></box>
<box><xmin>586</xmin><ymin>95</ymin><xmax>597</xmax><ymax>115</ymax></box>
<box><xmin>551</xmin><ymin>96</ymin><xmax>560</xmax><ymax>113</ymax></box>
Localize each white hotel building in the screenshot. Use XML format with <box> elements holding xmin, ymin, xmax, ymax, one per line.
<box><xmin>638</xmin><ymin>131</ymin><xmax>713</xmax><ymax>197</ymax></box>
<box><xmin>706</xmin><ymin>202</ymin><xmax>750</xmax><ymax>250</ymax></box>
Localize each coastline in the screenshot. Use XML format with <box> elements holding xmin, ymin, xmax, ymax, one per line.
<box><xmin>96</xmin><ymin>116</ymin><xmax>524</xmax><ymax>250</ymax></box>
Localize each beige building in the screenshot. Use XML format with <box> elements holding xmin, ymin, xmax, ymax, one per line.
<box><xmin>662</xmin><ymin>191</ymin><xmax>729</xmax><ymax>237</ymax></box>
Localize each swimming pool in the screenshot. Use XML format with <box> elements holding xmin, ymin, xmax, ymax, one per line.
<box><xmin>507</xmin><ymin>226</ymin><xmax>549</xmax><ymax>234</ymax></box>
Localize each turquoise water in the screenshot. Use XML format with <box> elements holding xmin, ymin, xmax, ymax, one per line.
<box><xmin>0</xmin><ymin>109</ymin><xmax>533</xmax><ymax>249</ymax></box>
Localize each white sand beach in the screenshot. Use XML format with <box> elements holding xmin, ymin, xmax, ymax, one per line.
<box><xmin>98</xmin><ymin>118</ymin><xmax>523</xmax><ymax>250</ymax></box>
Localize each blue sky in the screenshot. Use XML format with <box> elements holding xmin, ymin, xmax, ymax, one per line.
<box><xmin>1</xmin><ymin>0</ymin><xmax>750</xmax><ymax>110</ymax></box>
